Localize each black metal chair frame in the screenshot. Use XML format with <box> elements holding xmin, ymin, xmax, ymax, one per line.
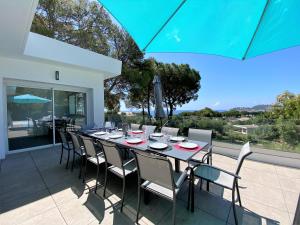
<box><xmin>134</xmin><ymin>150</ymin><xmax>189</xmax><ymax>225</ymax></box>
<box><xmin>189</xmin><ymin>148</ymin><xmax>252</xmax><ymax>225</ymax></box>
<box><xmin>98</xmin><ymin>140</ymin><xmax>136</xmax><ymax>212</ymax></box>
<box><xmin>59</xmin><ymin>130</ymin><xmax>72</xmax><ymax>169</ymax></box>
<box><xmin>68</xmin><ymin>131</ymin><xmax>85</xmax><ymax>179</ymax></box>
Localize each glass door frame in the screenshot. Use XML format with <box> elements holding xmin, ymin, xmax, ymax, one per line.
<box><xmin>4</xmin><ymin>79</ymin><xmax>90</xmax><ymax>154</ymax></box>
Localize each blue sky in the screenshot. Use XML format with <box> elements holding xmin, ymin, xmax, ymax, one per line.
<box><xmin>120</xmin><ymin>47</ymin><xmax>300</xmax><ymax>111</ymax></box>
<box><xmin>140</xmin><ymin>46</ymin><xmax>300</xmax><ymax>111</ymax></box>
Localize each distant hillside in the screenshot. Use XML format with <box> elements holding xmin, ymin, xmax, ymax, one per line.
<box><xmin>231</xmin><ymin>104</ymin><xmax>272</xmax><ymax>112</ymax></box>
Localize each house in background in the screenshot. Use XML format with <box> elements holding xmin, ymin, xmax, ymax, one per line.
<box><xmin>233</xmin><ymin>124</ymin><xmax>259</xmax><ymax>135</ymax></box>
<box><xmin>0</xmin><ymin>0</ymin><xmax>122</xmax><ymax>159</ymax></box>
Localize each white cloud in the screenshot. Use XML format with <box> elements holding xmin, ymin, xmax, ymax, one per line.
<box><xmin>212</xmin><ymin>101</ymin><xmax>220</xmax><ymax>107</ymax></box>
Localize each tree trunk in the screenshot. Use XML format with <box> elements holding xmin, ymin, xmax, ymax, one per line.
<box><xmin>142</xmin><ymin>106</ymin><xmax>145</xmax><ymax>124</ymax></box>
<box><xmin>169</xmin><ymin>103</ymin><xmax>173</xmax><ymax>118</ymax></box>
<box><xmin>147</xmin><ymin>83</ymin><xmax>151</xmax><ymax>118</ymax></box>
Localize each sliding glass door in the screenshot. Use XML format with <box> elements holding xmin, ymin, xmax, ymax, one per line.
<box><xmin>6</xmin><ymin>85</ymin><xmax>88</xmax><ymax>151</ymax></box>
<box><xmin>7</xmin><ymin>86</ymin><xmax>53</xmax><ymax>150</ymax></box>
<box><xmin>54</xmin><ymin>90</ymin><xmax>87</xmax><ymax>143</ymax></box>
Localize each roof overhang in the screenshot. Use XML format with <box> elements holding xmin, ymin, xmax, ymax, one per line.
<box><xmin>0</xmin><ymin>0</ymin><xmax>121</xmax><ymax>78</ymax></box>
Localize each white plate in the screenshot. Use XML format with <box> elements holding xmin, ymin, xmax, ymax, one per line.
<box><xmin>108</xmin><ymin>134</ymin><xmax>123</xmax><ymax>139</ymax></box>
<box><xmin>126</xmin><ymin>138</ymin><xmax>143</xmax><ymax>144</ymax></box>
<box><xmin>178</xmin><ymin>142</ymin><xmax>198</xmax><ymax>149</ymax></box>
<box><xmin>132</xmin><ymin>130</ymin><xmax>143</xmax><ymax>134</ymax></box>
<box><xmin>93</xmin><ymin>131</ymin><xmax>107</xmax><ymax>136</ymax></box>
<box><xmin>151</xmin><ymin>133</ymin><xmax>164</xmax><ymax>137</ymax></box>
<box><xmin>170</xmin><ymin>136</ymin><xmax>185</xmax><ymax>142</ymax></box>
<box><xmin>149</xmin><ymin>142</ymin><xmax>168</xmax><ymax>150</ymax></box>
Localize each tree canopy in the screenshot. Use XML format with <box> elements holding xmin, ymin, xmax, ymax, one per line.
<box><xmin>31</xmin><ymin>0</ymin><xmax>201</xmax><ymax>115</ymax></box>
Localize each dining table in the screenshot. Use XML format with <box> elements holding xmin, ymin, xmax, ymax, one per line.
<box><xmin>82</xmin><ymin>129</ymin><xmax>208</xmax><ymax>173</ymax></box>
<box><xmin>81</xmin><ymin>129</ymin><xmax>209</xmax><ymax>211</ymax></box>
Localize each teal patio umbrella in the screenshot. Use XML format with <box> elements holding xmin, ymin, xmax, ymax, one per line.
<box><xmin>98</xmin><ymin>0</ymin><xmax>300</xmax><ymax>59</ymax></box>
<box><xmin>11</xmin><ymin>94</ymin><xmax>51</xmax><ymax>129</ymax></box>
<box><xmin>12</xmin><ymin>94</ymin><xmax>51</xmax><ymax>104</ymax></box>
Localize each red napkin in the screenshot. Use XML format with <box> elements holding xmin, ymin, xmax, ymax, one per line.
<box><xmin>123</xmin><ymin>140</ymin><xmax>147</xmax><ymax>146</ymax></box>
<box><xmin>174</xmin><ymin>143</ymin><xmax>203</xmax><ymax>151</ymax></box>
<box><xmin>128</xmin><ymin>131</ymin><xmax>144</xmax><ymax>135</ymax></box>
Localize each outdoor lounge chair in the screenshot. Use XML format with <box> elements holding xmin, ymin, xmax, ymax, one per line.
<box><xmin>133</xmin><ymin>151</ymin><xmax>189</xmax><ymax>225</ymax></box>
<box><xmin>161</xmin><ymin>126</ymin><xmax>179</xmax><ymax>136</ymax></box>
<box><xmin>59</xmin><ymin>131</ymin><xmax>73</xmax><ymax>169</ymax></box>
<box><xmin>98</xmin><ymin>140</ymin><xmax>137</xmax><ymax>212</ymax></box>
<box><xmin>80</xmin><ymin>136</ymin><xmax>105</xmax><ymax>193</ymax></box>
<box><xmin>68</xmin><ymin>131</ymin><xmax>85</xmax><ymax>178</ymax></box>
<box><xmin>191</xmin><ymin>142</ymin><xmax>252</xmax><ymax>225</ymax></box>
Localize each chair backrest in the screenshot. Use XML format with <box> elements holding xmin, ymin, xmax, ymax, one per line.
<box><xmin>130</xmin><ymin>123</ymin><xmax>140</xmax><ymax>130</ymax></box>
<box><xmin>69</xmin><ymin>132</ymin><xmax>81</xmax><ymax>151</ymax></box>
<box><xmin>59</xmin><ymin>131</ymin><xmax>68</xmax><ymax>146</ymax></box>
<box><xmin>104</xmin><ymin>121</ymin><xmax>113</xmax><ymax>128</ymax></box>
<box><xmin>188</xmin><ymin>128</ymin><xmax>212</xmax><ymax>146</ymax></box>
<box><xmin>161</xmin><ymin>126</ymin><xmax>179</xmax><ymax>136</ymax></box>
<box><xmin>235</xmin><ymin>142</ymin><xmax>252</xmax><ymax>175</ymax></box>
<box><xmin>142</xmin><ymin>125</ymin><xmax>156</xmax><ymax>135</ymax></box>
<box><xmin>99</xmin><ymin>140</ymin><xmax>123</xmax><ymax>168</ymax></box>
<box><xmin>80</xmin><ymin>136</ymin><xmax>97</xmax><ymax>157</ymax></box>
<box><xmin>134</xmin><ymin>151</ymin><xmax>175</xmax><ymax>190</ymax></box>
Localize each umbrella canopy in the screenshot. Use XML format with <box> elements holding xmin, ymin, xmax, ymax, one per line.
<box><xmin>153</xmin><ymin>75</ymin><xmax>166</xmax><ymax>119</ymax></box>
<box><xmin>12</xmin><ymin>94</ymin><xmax>51</xmax><ymax>104</ymax></box>
<box><xmin>98</xmin><ymin>0</ymin><xmax>300</xmax><ymax>59</ymax></box>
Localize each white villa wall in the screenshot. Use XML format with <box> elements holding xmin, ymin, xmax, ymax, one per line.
<box><xmin>0</xmin><ymin>56</ymin><xmax>106</xmax><ymax>159</ymax></box>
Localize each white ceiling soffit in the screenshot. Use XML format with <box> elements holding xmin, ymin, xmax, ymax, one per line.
<box><xmin>0</xmin><ymin>0</ymin><xmax>39</xmax><ymax>56</ymax></box>
<box><xmin>24</xmin><ymin>33</ymin><xmax>122</xmax><ymax>77</ymax></box>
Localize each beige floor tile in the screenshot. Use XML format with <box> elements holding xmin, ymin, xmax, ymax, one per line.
<box><xmin>278</xmin><ymin>176</ymin><xmax>300</xmax><ymax>193</ymax></box>
<box><xmin>238</xmin><ymin>181</ymin><xmax>286</xmax><ymax>210</ymax></box>
<box><xmin>282</xmin><ymin>190</ymin><xmax>300</xmax><ymax>215</ymax></box>
<box><xmin>57</xmin><ymin>197</ymin><xmax>100</xmax><ymax>225</ymax></box>
<box><xmin>158</xmin><ymin>200</ymin><xmax>227</xmax><ymax>225</ymax></box>
<box><xmin>49</xmin><ymin>180</ymin><xmax>89</xmax><ymax>206</ymax></box>
<box><xmin>239</xmin><ymin>167</ymin><xmax>281</xmax><ymax>189</ymax></box>
<box><xmin>243</xmin><ymin>160</ymin><xmax>277</xmax><ymax>175</ymax></box>
<box><xmin>0</xmin><ymin>190</ymin><xmax>56</xmax><ymax>225</ymax></box>
<box><xmin>19</xmin><ymin>207</ymin><xmax>66</xmax><ymax>225</ymax></box>
<box><xmin>275</xmin><ymin>166</ymin><xmax>300</xmax><ymax>179</ymax></box>
<box><xmin>227</xmin><ymin>196</ymin><xmax>291</xmax><ymax>225</ymax></box>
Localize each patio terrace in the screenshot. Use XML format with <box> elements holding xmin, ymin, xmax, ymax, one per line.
<box><xmin>0</xmin><ymin>146</ymin><xmax>299</xmax><ymax>225</ymax></box>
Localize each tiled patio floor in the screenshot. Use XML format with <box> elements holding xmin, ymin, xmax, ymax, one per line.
<box><xmin>0</xmin><ymin>146</ymin><xmax>299</xmax><ymax>225</ymax></box>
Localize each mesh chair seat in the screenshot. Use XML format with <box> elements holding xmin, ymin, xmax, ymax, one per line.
<box><xmin>63</xmin><ymin>141</ymin><xmax>73</xmax><ymax>150</ymax></box>
<box><xmin>87</xmin><ymin>153</ymin><xmax>106</xmax><ymax>165</ymax></box>
<box><xmin>142</xmin><ymin>170</ymin><xmax>188</xmax><ymax>200</ymax></box>
<box><xmin>194</xmin><ymin>165</ymin><xmax>235</xmax><ymax>189</ymax></box>
<box><xmin>108</xmin><ymin>159</ymin><xmax>137</xmax><ymax>177</ymax></box>
<box><xmin>74</xmin><ymin>146</ymin><xmax>85</xmax><ymax>155</ymax></box>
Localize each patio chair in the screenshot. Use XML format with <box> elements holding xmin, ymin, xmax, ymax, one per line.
<box><xmin>68</xmin><ymin>131</ymin><xmax>85</xmax><ymax>178</ymax></box>
<box><xmin>133</xmin><ymin>151</ymin><xmax>189</xmax><ymax>225</ymax></box>
<box><xmin>188</xmin><ymin>129</ymin><xmax>213</xmax><ymax>191</ymax></box>
<box><xmin>161</xmin><ymin>126</ymin><xmax>179</xmax><ymax>136</ymax></box>
<box><xmin>130</xmin><ymin>123</ymin><xmax>140</xmax><ymax>130</ymax></box>
<box><xmin>59</xmin><ymin>131</ymin><xmax>73</xmax><ymax>169</ymax></box>
<box><xmin>79</xmin><ymin>136</ymin><xmax>105</xmax><ymax>193</ymax></box>
<box><xmin>104</xmin><ymin>121</ymin><xmax>114</xmax><ymax>129</ymax></box>
<box><xmin>189</xmin><ymin>128</ymin><xmax>213</xmax><ymax>165</ymax></box>
<box><xmin>99</xmin><ymin>140</ymin><xmax>137</xmax><ymax>212</ymax></box>
<box><xmin>191</xmin><ymin>142</ymin><xmax>252</xmax><ymax>225</ymax></box>
<box><xmin>142</xmin><ymin>125</ymin><xmax>156</xmax><ymax>135</ymax></box>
